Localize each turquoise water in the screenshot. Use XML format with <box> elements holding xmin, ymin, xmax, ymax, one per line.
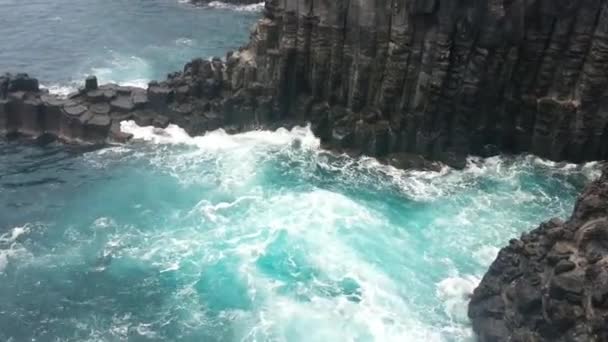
<box><xmin>0</xmin><ymin>0</ymin><xmax>260</xmax><ymax>93</ymax></box>
<box><xmin>0</xmin><ymin>1</ymin><xmax>602</xmax><ymax>340</ymax></box>
<box><xmin>0</xmin><ymin>123</ymin><xmax>600</xmax><ymax>341</ymax></box>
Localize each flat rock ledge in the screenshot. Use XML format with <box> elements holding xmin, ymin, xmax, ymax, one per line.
<box><xmin>0</xmin><ymin>70</ymin><xmax>442</xmax><ymax>170</ymax></box>
<box><xmin>469</xmin><ymin>165</ymin><xmax>608</xmax><ymax>341</ymax></box>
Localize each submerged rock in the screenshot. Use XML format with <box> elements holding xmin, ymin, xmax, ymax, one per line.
<box><xmin>469</xmin><ymin>165</ymin><xmax>608</xmax><ymax>341</ymax></box>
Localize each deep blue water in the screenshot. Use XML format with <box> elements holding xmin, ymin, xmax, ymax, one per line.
<box><xmin>0</xmin><ymin>0</ymin><xmax>260</xmax><ymax>93</ymax></box>
<box><xmin>0</xmin><ymin>124</ymin><xmax>600</xmax><ymax>341</ymax></box>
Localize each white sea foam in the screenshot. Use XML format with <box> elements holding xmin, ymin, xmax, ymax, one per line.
<box><xmin>223</xmin><ymin>189</ymin><xmax>444</xmax><ymax>341</ymax></box>
<box><xmin>68</xmin><ymin>120</ymin><xmax>603</xmax><ymax>341</ymax></box>
<box><xmin>0</xmin><ymin>225</ymin><xmax>33</xmax><ymax>272</ymax></box>
<box><xmin>437</xmin><ymin>275</ymin><xmax>480</xmax><ymax>324</ymax></box>
<box><xmin>175</xmin><ymin>37</ymin><xmax>195</xmax><ymax>46</ymax></box>
<box><xmin>40</xmin><ymin>83</ymin><xmax>78</xmax><ymax>97</ymax></box>
<box><xmin>473</xmin><ymin>245</ymin><xmax>500</xmax><ymax>266</ymax></box>
<box><xmin>120</xmin><ymin>120</ymin><xmax>320</xmax><ymax>151</ymax></box>
<box><xmin>206</xmin><ymin>1</ymin><xmax>264</xmax><ymax>12</ymax></box>
<box><xmin>0</xmin><ymin>224</ymin><xmax>30</xmax><ymax>244</ymax></box>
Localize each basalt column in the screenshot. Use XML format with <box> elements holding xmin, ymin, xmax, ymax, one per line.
<box><xmin>233</xmin><ymin>0</ymin><xmax>608</xmax><ymax>166</ymax></box>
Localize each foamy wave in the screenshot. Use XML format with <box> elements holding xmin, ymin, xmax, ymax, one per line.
<box><xmin>120</xmin><ymin>120</ymin><xmax>602</xmax><ymax>205</ymax></box>
<box><xmin>0</xmin><ymin>224</ymin><xmax>34</xmax><ymax>273</ymax></box>
<box><xmin>472</xmin><ymin>245</ymin><xmax>500</xmax><ymax>266</ymax></box>
<box><xmin>41</xmin><ymin>83</ymin><xmax>78</xmax><ymax>97</ymax></box>
<box><xmin>437</xmin><ymin>275</ymin><xmax>480</xmax><ymax>324</ymax></box>
<box><xmin>120</xmin><ymin>120</ymin><xmax>320</xmax><ymax>151</ymax></box>
<box><xmin>206</xmin><ymin>1</ymin><xmax>264</xmax><ymax>12</ymax></box>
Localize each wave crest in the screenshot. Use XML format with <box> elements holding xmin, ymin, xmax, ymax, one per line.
<box><xmin>206</xmin><ymin>1</ymin><xmax>264</xmax><ymax>12</ymax></box>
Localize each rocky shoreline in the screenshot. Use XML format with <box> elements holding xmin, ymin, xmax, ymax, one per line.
<box><xmin>469</xmin><ymin>165</ymin><xmax>608</xmax><ymax>341</ymax></box>
<box><xmin>4</xmin><ymin>0</ymin><xmax>608</xmax><ymax>168</ymax></box>
<box><xmin>2</xmin><ymin>0</ymin><xmax>608</xmax><ymax>340</ymax></box>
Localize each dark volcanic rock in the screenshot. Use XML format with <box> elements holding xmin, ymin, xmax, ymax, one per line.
<box><xmin>3</xmin><ymin>0</ymin><xmax>608</xmax><ymax>167</ymax></box>
<box><xmin>110</xmin><ymin>96</ymin><xmax>134</xmax><ymax>113</ymax></box>
<box><xmin>216</xmin><ymin>0</ymin><xmax>608</xmax><ymax>165</ymax></box>
<box><xmin>469</xmin><ymin>165</ymin><xmax>608</xmax><ymax>342</ymax></box>
<box><xmin>7</xmin><ymin>73</ymin><xmax>39</xmax><ymax>93</ymax></box>
<box><xmin>85</xmin><ymin>76</ymin><xmax>98</xmax><ymax>91</ymax></box>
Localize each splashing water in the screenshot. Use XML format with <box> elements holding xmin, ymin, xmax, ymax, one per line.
<box><xmin>0</xmin><ymin>122</ymin><xmax>600</xmax><ymax>341</ymax></box>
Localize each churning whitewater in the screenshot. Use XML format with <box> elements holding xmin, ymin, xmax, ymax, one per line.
<box><xmin>0</xmin><ymin>123</ymin><xmax>600</xmax><ymax>341</ymax></box>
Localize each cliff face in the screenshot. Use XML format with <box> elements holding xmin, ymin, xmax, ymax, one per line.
<box><xmin>469</xmin><ymin>165</ymin><xmax>608</xmax><ymax>341</ymax></box>
<box><xmin>2</xmin><ymin>1</ymin><xmax>608</xmax><ymax>168</ymax></box>
<box><xmin>226</xmin><ymin>0</ymin><xmax>608</xmax><ymax>167</ymax></box>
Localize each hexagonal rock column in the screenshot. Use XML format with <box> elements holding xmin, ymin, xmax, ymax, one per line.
<box><xmin>40</xmin><ymin>95</ymin><xmax>64</xmax><ymax>136</ymax></box>
<box><xmin>61</xmin><ymin>103</ymin><xmax>88</xmax><ymax>140</ymax></box>
<box><xmin>0</xmin><ymin>98</ymin><xmax>8</xmax><ymax>133</ymax></box>
<box><xmin>84</xmin><ymin>114</ymin><xmax>111</xmax><ymax>143</ymax></box>
<box><xmin>85</xmin><ymin>76</ymin><xmax>98</xmax><ymax>91</ymax></box>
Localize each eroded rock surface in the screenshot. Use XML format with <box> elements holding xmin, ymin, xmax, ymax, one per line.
<box><xmin>469</xmin><ymin>165</ymin><xmax>608</xmax><ymax>341</ymax></box>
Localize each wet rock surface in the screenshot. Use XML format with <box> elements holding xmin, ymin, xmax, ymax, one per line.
<box><xmin>469</xmin><ymin>165</ymin><xmax>608</xmax><ymax>341</ymax></box>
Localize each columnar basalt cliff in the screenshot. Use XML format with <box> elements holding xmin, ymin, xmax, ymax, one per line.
<box><xmin>469</xmin><ymin>165</ymin><xmax>608</xmax><ymax>341</ymax></box>
<box><xmin>227</xmin><ymin>0</ymin><xmax>608</xmax><ymax>167</ymax></box>
<box><xmin>2</xmin><ymin>2</ymin><xmax>608</xmax><ymax>340</ymax></box>
<box><xmin>3</xmin><ymin>0</ymin><xmax>608</xmax><ymax>168</ymax></box>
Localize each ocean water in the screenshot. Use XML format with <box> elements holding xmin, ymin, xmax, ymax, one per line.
<box><xmin>0</xmin><ymin>0</ymin><xmax>261</xmax><ymax>94</ymax></box>
<box><xmin>0</xmin><ymin>123</ymin><xmax>600</xmax><ymax>342</ymax></box>
<box><xmin>0</xmin><ymin>1</ymin><xmax>602</xmax><ymax>340</ymax></box>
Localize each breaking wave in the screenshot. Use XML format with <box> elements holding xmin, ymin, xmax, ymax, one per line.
<box><xmin>0</xmin><ymin>121</ymin><xmax>599</xmax><ymax>341</ymax></box>
<box><xmin>206</xmin><ymin>1</ymin><xmax>265</xmax><ymax>12</ymax></box>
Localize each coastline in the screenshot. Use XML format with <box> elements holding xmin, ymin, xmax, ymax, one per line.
<box><xmin>1</xmin><ymin>1</ymin><xmax>608</xmax><ymax>340</ymax></box>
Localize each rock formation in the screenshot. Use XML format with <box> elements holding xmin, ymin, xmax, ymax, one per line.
<box><xmin>1</xmin><ymin>73</ymin><xmax>140</xmax><ymax>144</ymax></box>
<box><xmin>222</xmin><ymin>0</ymin><xmax>608</xmax><ymax>167</ymax></box>
<box><xmin>2</xmin><ymin>1</ymin><xmax>608</xmax><ymax>340</ymax></box>
<box><xmin>3</xmin><ymin>0</ymin><xmax>608</xmax><ymax>169</ymax></box>
<box><xmin>469</xmin><ymin>164</ymin><xmax>608</xmax><ymax>341</ymax></box>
